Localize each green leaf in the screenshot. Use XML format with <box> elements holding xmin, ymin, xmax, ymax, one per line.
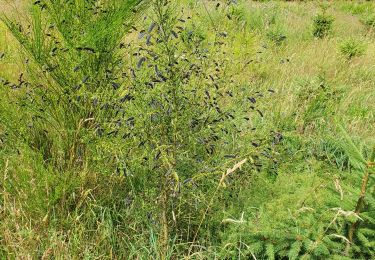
<box><xmin>288</xmin><ymin>241</ymin><xmax>302</xmax><ymax>260</ymax></box>
<box><xmin>265</xmin><ymin>243</ymin><xmax>275</xmax><ymax>260</ymax></box>
<box><xmin>337</xmin><ymin>124</ymin><xmax>366</xmax><ymax>170</ymax></box>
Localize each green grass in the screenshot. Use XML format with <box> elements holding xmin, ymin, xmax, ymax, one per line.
<box><xmin>1</xmin><ymin>0</ymin><xmax>374</xmax><ymax>258</ymax></box>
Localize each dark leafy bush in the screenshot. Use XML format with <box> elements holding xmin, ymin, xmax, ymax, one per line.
<box><xmin>313</xmin><ymin>12</ymin><xmax>334</xmax><ymax>38</ymax></box>
<box><xmin>118</xmin><ymin>1</ymin><xmax>268</xmax><ymax>254</ymax></box>
<box><xmin>1</xmin><ymin>0</ymin><xmax>267</xmax><ymax>257</ymax></box>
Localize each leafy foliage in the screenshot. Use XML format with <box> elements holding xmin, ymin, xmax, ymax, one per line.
<box><xmin>1</xmin><ymin>0</ymin><xmax>375</xmax><ymax>259</ymax></box>
<box><xmin>339</xmin><ymin>38</ymin><xmax>367</xmax><ymax>60</ymax></box>
<box><xmin>313</xmin><ymin>12</ymin><xmax>334</xmax><ymax>38</ymax></box>
<box><xmin>216</xmin><ymin>164</ymin><xmax>374</xmax><ymax>259</ymax></box>
<box><xmin>1</xmin><ymin>0</ymin><xmax>148</xmax><ymax>171</ymax></box>
<box><xmin>1</xmin><ymin>0</ymin><xmax>266</xmax><ymax>257</ymax></box>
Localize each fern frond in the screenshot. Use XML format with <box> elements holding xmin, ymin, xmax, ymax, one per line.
<box><xmin>265</xmin><ymin>243</ymin><xmax>275</xmax><ymax>260</ymax></box>
<box><xmin>313</xmin><ymin>242</ymin><xmax>330</xmax><ymax>257</ymax></box>
<box><xmin>288</xmin><ymin>241</ymin><xmax>303</xmax><ymax>260</ymax></box>
<box><xmin>337</xmin><ymin>124</ymin><xmax>366</xmax><ymax>171</ymax></box>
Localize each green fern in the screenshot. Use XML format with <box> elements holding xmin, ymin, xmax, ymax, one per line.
<box><xmin>265</xmin><ymin>243</ymin><xmax>275</xmax><ymax>260</ymax></box>
<box><xmin>336</xmin><ymin>124</ymin><xmax>367</xmax><ymax>171</ymax></box>
<box><xmin>288</xmin><ymin>241</ymin><xmax>302</xmax><ymax>260</ymax></box>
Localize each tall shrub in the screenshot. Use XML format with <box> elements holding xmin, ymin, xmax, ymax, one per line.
<box><xmin>1</xmin><ymin>0</ymin><xmax>148</xmax><ymax>170</ymax></box>
<box><xmin>117</xmin><ymin>0</ymin><xmax>265</xmax><ymax>256</ymax></box>
<box><xmin>1</xmin><ymin>0</ymin><xmax>265</xmax><ymax>257</ymax></box>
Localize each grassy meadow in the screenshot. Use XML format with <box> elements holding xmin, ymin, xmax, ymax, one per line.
<box><xmin>0</xmin><ymin>0</ymin><xmax>374</xmax><ymax>259</ymax></box>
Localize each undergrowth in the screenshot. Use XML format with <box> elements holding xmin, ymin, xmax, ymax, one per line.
<box><xmin>1</xmin><ymin>0</ymin><xmax>374</xmax><ymax>259</ymax></box>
